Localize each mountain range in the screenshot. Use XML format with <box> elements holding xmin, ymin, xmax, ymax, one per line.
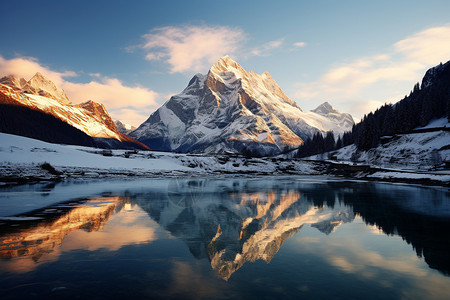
<box><xmin>131</xmin><ymin>56</ymin><xmax>354</xmax><ymax>156</ymax></box>
<box><xmin>0</xmin><ymin>57</ymin><xmax>354</xmax><ymax>156</ymax></box>
<box><xmin>0</xmin><ymin>73</ymin><xmax>148</xmax><ymax>150</ymax></box>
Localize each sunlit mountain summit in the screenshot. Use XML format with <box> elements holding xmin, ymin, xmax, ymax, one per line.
<box><xmin>131</xmin><ymin>56</ymin><xmax>354</xmax><ymax>156</ymax></box>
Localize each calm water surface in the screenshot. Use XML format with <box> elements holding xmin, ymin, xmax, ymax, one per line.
<box><xmin>0</xmin><ymin>177</ymin><xmax>449</xmax><ymax>299</ymax></box>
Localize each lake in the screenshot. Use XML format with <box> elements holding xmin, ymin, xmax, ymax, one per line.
<box><xmin>0</xmin><ymin>177</ymin><xmax>449</xmax><ymax>299</ymax></box>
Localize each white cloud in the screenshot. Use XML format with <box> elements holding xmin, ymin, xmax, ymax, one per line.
<box><xmin>108</xmin><ymin>107</ymin><xmax>151</xmax><ymax>127</ymax></box>
<box><xmin>294</xmin><ymin>24</ymin><xmax>450</xmax><ymax>120</ymax></box>
<box><xmin>0</xmin><ymin>55</ymin><xmax>158</xmax><ymax>126</ymax></box>
<box><xmin>63</xmin><ymin>77</ymin><xmax>158</xmax><ymax>125</ymax></box>
<box><xmin>293</xmin><ymin>42</ymin><xmax>306</xmax><ymax>48</ymax></box>
<box><xmin>0</xmin><ymin>56</ymin><xmax>76</xmax><ymax>87</ymax></box>
<box><xmin>394</xmin><ymin>26</ymin><xmax>450</xmax><ymax>65</ymax></box>
<box><xmin>139</xmin><ymin>25</ymin><xmax>246</xmax><ymax>73</ymax></box>
<box><xmin>250</xmin><ymin>38</ymin><xmax>285</xmax><ymax>56</ymax></box>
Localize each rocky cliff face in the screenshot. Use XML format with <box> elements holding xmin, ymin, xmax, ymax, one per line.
<box><xmin>79</xmin><ymin>100</ymin><xmax>118</xmax><ymax>133</ymax></box>
<box><xmin>131</xmin><ymin>56</ymin><xmax>354</xmax><ymax>156</ymax></box>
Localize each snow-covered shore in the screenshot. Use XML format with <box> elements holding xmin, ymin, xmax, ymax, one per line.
<box><xmin>300</xmin><ymin>119</ymin><xmax>450</xmax><ymax>186</ymax></box>
<box><xmin>1</xmin><ymin>132</ymin><xmax>449</xmax><ymax>187</ymax></box>
<box><xmin>0</xmin><ymin>133</ymin><xmax>320</xmax><ymax>183</ymax></box>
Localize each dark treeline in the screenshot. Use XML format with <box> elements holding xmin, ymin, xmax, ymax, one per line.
<box><xmin>0</xmin><ymin>104</ymin><xmax>96</xmax><ymax>147</ymax></box>
<box><xmin>297</xmin><ymin>61</ymin><xmax>450</xmax><ymax>157</ymax></box>
<box><xmin>296</xmin><ymin>130</ymin><xmax>354</xmax><ymax>158</ymax></box>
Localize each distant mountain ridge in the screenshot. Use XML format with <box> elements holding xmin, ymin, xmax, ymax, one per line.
<box><xmin>1</xmin><ymin>72</ymin><xmax>70</xmax><ymax>104</ymax></box>
<box><xmin>114</xmin><ymin>120</ymin><xmax>136</xmax><ymax>135</ymax></box>
<box><xmin>131</xmin><ymin>56</ymin><xmax>354</xmax><ymax>156</ymax></box>
<box><xmin>0</xmin><ymin>73</ymin><xmax>148</xmax><ymax>150</ymax></box>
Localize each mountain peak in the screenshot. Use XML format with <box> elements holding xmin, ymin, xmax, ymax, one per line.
<box><xmin>28</xmin><ymin>72</ymin><xmax>53</xmax><ymax>87</ymax></box>
<box><xmin>218</xmin><ymin>55</ymin><xmax>234</xmax><ymax>63</ymax></box>
<box><xmin>0</xmin><ymin>75</ymin><xmax>27</xmax><ymax>89</ymax></box>
<box><xmin>131</xmin><ymin>57</ymin><xmax>355</xmax><ymax>155</ymax></box>
<box><xmin>210</xmin><ymin>55</ymin><xmax>245</xmax><ymax>76</ymax></box>
<box><xmin>311</xmin><ymin>102</ymin><xmax>339</xmax><ymax>115</ymax></box>
<box><xmin>25</xmin><ymin>72</ymin><xmax>71</xmax><ymax>104</ymax></box>
<box><xmin>32</xmin><ymin>72</ymin><xmax>46</xmax><ymax>79</ymax></box>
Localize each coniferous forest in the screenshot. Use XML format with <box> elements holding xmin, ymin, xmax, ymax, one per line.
<box><xmin>297</xmin><ymin>61</ymin><xmax>450</xmax><ymax>158</ymax></box>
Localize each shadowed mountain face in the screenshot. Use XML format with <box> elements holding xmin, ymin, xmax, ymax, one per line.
<box><xmin>131</xmin><ymin>56</ymin><xmax>354</xmax><ymax>156</ymax></box>
<box><xmin>0</xmin><ymin>179</ymin><xmax>448</xmax><ymax>280</ymax></box>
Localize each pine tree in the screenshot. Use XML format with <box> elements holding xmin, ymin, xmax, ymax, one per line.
<box><xmin>335</xmin><ymin>136</ymin><xmax>343</xmax><ymax>149</ymax></box>
<box><xmin>324</xmin><ymin>131</ymin><xmax>335</xmax><ymax>152</ymax></box>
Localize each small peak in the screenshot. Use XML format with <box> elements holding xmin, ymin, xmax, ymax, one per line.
<box><xmin>210</xmin><ymin>55</ymin><xmax>245</xmax><ymax>77</ymax></box>
<box><xmin>312</xmin><ymin>102</ymin><xmax>339</xmax><ymax>115</ymax></box>
<box><xmin>187</xmin><ymin>73</ymin><xmax>205</xmax><ymax>87</ymax></box>
<box><xmin>261</xmin><ymin>71</ymin><xmax>273</xmax><ymax>79</ymax></box>
<box><xmin>0</xmin><ymin>75</ymin><xmax>27</xmax><ymax>89</ymax></box>
<box><xmin>81</xmin><ymin>99</ymin><xmax>104</xmax><ymax>108</ymax></box>
<box><xmin>212</xmin><ymin>55</ymin><xmax>241</xmax><ymax>69</ymax></box>
<box><xmin>31</xmin><ymin>72</ymin><xmax>47</xmax><ymax>80</ymax></box>
<box><xmin>219</xmin><ymin>55</ymin><xmax>233</xmax><ymax>62</ymax></box>
<box><xmin>28</xmin><ymin>72</ymin><xmax>53</xmax><ymax>86</ymax></box>
<box><xmin>321</xmin><ymin>101</ymin><xmax>332</xmax><ymax>109</ymax></box>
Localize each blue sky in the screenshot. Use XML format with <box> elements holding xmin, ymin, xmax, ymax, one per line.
<box><xmin>1</xmin><ymin>0</ymin><xmax>450</xmax><ymax>125</ymax></box>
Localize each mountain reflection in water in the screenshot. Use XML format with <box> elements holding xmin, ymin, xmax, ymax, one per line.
<box><xmin>0</xmin><ymin>178</ymin><xmax>448</xmax><ymax>282</ymax></box>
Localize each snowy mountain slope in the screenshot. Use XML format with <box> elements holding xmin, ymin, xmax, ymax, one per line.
<box><xmin>308</xmin><ymin>102</ymin><xmax>354</xmax><ymax>136</ymax></box>
<box><xmin>0</xmin><ymin>83</ymin><xmax>148</xmax><ymax>150</ymax></box>
<box><xmin>131</xmin><ymin>56</ymin><xmax>354</xmax><ymax>156</ymax></box>
<box><xmin>0</xmin><ymin>72</ymin><xmax>70</xmax><ymax>104</ymax></box>
<box><xmin>307</xmin><ymin>117</ymin><xmax>450</xmax><ymax>171</ymax></box>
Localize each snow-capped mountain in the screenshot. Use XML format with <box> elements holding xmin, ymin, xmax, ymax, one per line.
<box><xmin>309</xmin><ymin>102</ymin><xmax>354</xmax><ymax>135</ymax></box>
<box><xmin>0</xmin><ymin>76</ymin><xmax>148</xmax><ymax>150</ymax></box>
<box><xmin>0</xmin><ymin>72</ymin><xmax>70</xmax><ymax>104</ymax></box>
<box><xmin>114</xmin><ymin>120</ymin><xmax>137</xmax><ymax>135</ymax></box>
<box><xmin>131</xmin><ymin>56</ymin><xmax>354</xmax><ymax>156</ymax></box>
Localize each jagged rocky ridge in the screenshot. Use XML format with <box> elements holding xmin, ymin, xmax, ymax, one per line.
<box><xmin>1</xmin><ymin>72</ymin><xmax>70</xmax><ymax>104</ymax></box>
<box><xmin>131</xmin><ymin>56</ymin><xmax>354</xmax><ymax>156</ymax></box>
<box><xmin>0</xmin><ymin>73</ymin><xmax>148</xmax><ymax>150</ymax></box>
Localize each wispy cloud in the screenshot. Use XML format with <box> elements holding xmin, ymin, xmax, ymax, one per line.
<box><xmin>294</xmin><ymin>24</ymin><xmax>450</xmax><ymax>119</ymax></box>
<box><xmin>250</xmin><ymin>38</ymin><xmax>285</xmax><ymax>56</ymax></box>
<box><xmin>137</xmin><ymin>25</ymin><xmax>246</xmax><ymax>73</ymax></box>
<box><xmin>0</xmin><ymin>55</ymin><xmax>158</xmax><ymax>126</ymax></box>
<box><xmin>394</xmin><ymin>26</ymin><xmax>450</xmax><ymax>65</ymax></box>
<box><xmin>293</xmin><ymin>41</ymin><xmax>306</xmax><ymax>48</ymax></box>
